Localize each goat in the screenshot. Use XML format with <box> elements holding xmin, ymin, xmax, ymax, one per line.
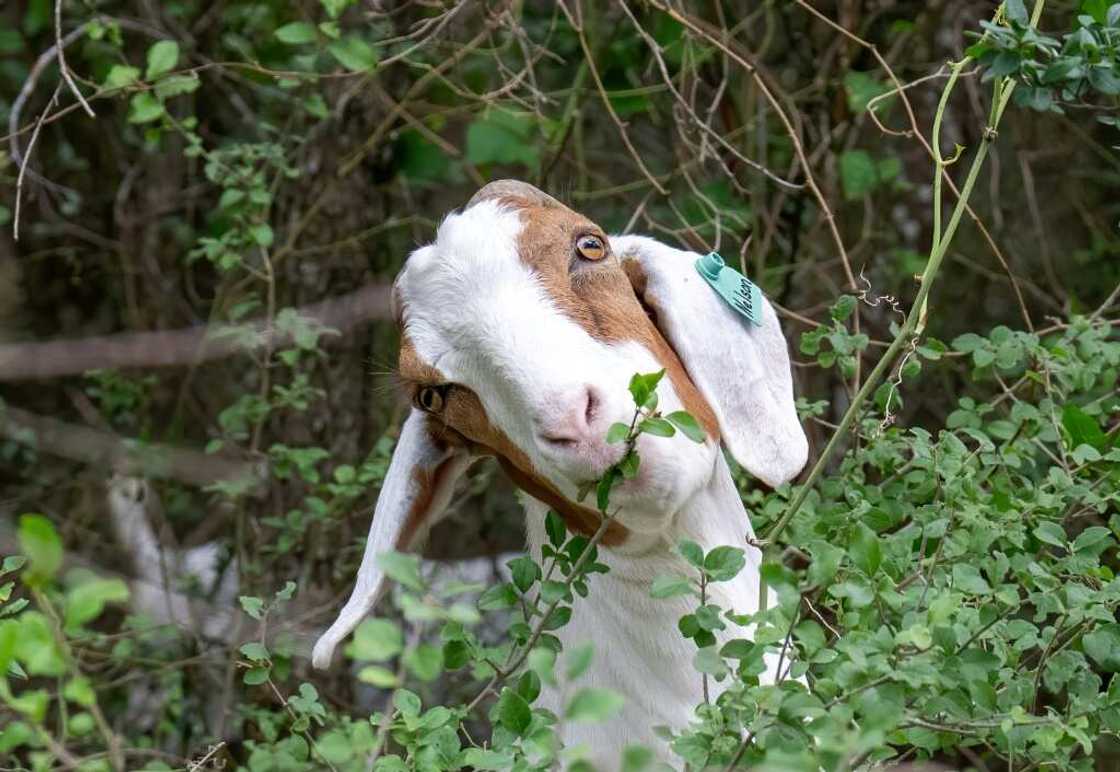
<box><xmin>311</xmin><ymin>181</ymin><xmax>808</xmax><ymax>765</ymax></box>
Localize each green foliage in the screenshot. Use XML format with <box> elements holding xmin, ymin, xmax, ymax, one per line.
<box><xmin>668</xmin><ymin>315</ymin><xmax>1120</xmax><ymax>769</ymax></box>
<box><xmin>800</xmin><ymin>295</ymin><xmax>874</xmax><ymax>378</ymax></box>
<box><xmin>970</xmin><ymin>1</ymin><xmax>1120</xmax><ymax>117</ymax></box>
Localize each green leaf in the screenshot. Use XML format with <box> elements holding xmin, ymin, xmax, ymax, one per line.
<box><xmin>627</xmin><ymin>370</ymin><xmax>665</xmax><ymax>409</ymax></box>
<box><xmin>1004</xmin><ymin>0</ymin><xmax>1029</xmax><ymax>25</ymax></box>
<box><xmin>1083</xmin><ymin>624</ymin><xmax>1120</xmax><ymax>670</ymax></box>
<box><xmin>328</xmin><ymin>36</ymin><xmax>378</xmax><ymax>72</ymax></box>
<box><xmin>403</xmin><ymin>643</ymin><xmax>442</xmax><ymax>681</ymax></box>
<box><xmin>496</xmin><ymin>687</ymin><xmax>532</xmax><ymax>734</ymax></box>
<box><xmin>358</xmin><ymin>665</ymin><xmax>398</xmax><ymax>687</ymax></box>
<box><xmin>1034</xmin><ymin>521</ymin><xmax>1067</xmax><ymax>548</ymax></box>
<box><xmin>243</xmin><ymin>667</ymin><xmax>269</xmax><ymax>685</ymax></box>
<box><xmin>678</xmin><ymin>540</ymin><xmax>704</xmax><ymax>568</ymax></box>
<box><xmin>1072</xmin><ymin>526</ymin><xmax>1112</xmax><ymax>552</ymax></box>
<box><xmin>840</xmin><ymin>150</ymin><xmax>878</xmax><ymax>200</ymax></box>
<box><xmin>239</xmin><ymin>642</ymin><xmax>270</xmax><ymax>662</ymax></box>
<box><xmin>462</xmin><ymin>749</ymin><xmax>514</xmax><ymax>770</ymax></box>
<box><xmin>843</xmin><ymin>71</ymin><xmax>890</xmax><ymax>114</ymax></box>
<box><xmin>316</xmin><ymin>729</ymin><xmax>354</xmax><ymax>765</ymax></box>
<box><xmin>606</xmin><ymin>422</ymin><xmax>630</xmax><ymax>444</ymax></box>
<box><xmin>831</xmin><ymin>294</ymin><xmax>857</xmax><ymax>321</ymax></box>
<box><xmin>346</xmin><ymin>619</ymin><xmax>402</xmax><ymax>661</ymax></box>
<box><xmin>545</xmin><ymin>511</ymin><xmax>566</xmax><ymax>547</ymax></box>
<box><xmin>466</xmin><ymin>108</ymin><xmax>540</xmax><ymax>170</ymax></box>
<box><xmin>566</xmin><ymin>642</ymin><xmax>594</xmax><ymax>680</ymax></box>
<box><xmin>393</xmin><ymin>689</ymin><xmax>422</xmax><ymax>717</ymax></box>
<box><xmin>703</xmin><ymin>546</ymin><xmax>746</xmax><ymax>582</ymax></box>
<box><xmin>850</xmin><ymin>523</ymin><xmax>882</xmax><ymax>576</ymax></box>
<box><xmin>9</xmin><ymin>689</ymin><xmax>49</xmax><ymax>722</ymax></box>
<box><xmin>239</xmin><ymin>596</ymin><xmax>264</xmax><ymax>619</ymax></box>
<box><xmin>1062</xmin><ymin>404</ymin><xmax>1106</xmax><ymax>450</ymax></box>
<box><xmin>541</xmin><ymin>605</ymin><xmax>571</xmax><ymax>631</ymax></box>
<box><xmin>539</xmin><ymin>580</ymin><xmax>568</xmax><ymax>604</ymax></box>
<box><xmin>154</xmin><ymin>73</ymin><xmax>201</xmax><ymax>99</ymax></box>
<box><xmin>1072</xmin><ymin>443</ymin><xmax>1102</xmax><ymax>464</ymax></box>
<box><xmin>618</xmin><ymin>450</ymin><xmax>641</xmax><ymax>480</ymax></box>
<box><xmin>692</xmin><ymin>646</ymin><xmax>729</xmax><ymax>679</ymax></box>
<box><xmin>638</xmin><ymin>418</ymin><xmax>675</xmax><ymax>438</ymax></box>
<box><xmin>478</xmin><ymin>583</ymin><xmax>518</xmax><ymax>611</ymax></box>
<box><xmin>127</xmin><ymin>92</ymin><xmax>164</xmax><ymax>124</ymax></box>
<box><xmin>720</xmin><ymin>639</ymin><xmax>756</xmax><ymax>659</ymax></box>
<box><xmin>145</xmin><ymin>40</ymin><xmax>180</xmax><ymax>80</ymax></box>
<box><xmin>64</xmin><ymin>578</ymin><xmax>129</xmax><ymax>630</ymax></box>
<box><xmin>275</xmin><ymin>22</ymin><xmax>318</xmax><ymax>44</ymax></box>
<box><xmin>104</xmin><ymin>65</ymin><xmax>140</xmax><ymax>89</ymax></box>
<box><xmin>566</xmin><ymin>687</ymin><xmax>624</xmax><ymax>722</ymax></box>
<box><xmin>622</xmin><ymin>745</ymin><xmax>654</xmax><ymax>772</ymax></box>
<box><xmin>650</xmin><ymin>574</ymin><xmax>693</xmax><ymax>599</ymax></box>
<box><xmin>18</xmin><ymin>515</ymin><xmax>61</xmax><ymax>585</ymax></box>
<box><xmin>250</xmin><ymin>223</ymin><xmax>274</xmax><ymax>248</ymax></box>
<box><xmin>527</xmin><ymin>647</ymin><xmax>557</xmax><ymax>687</ymax></box>
<box><xmin>666</xmin><ymin>411</ymin><xmax>705</xmax><ymax>443</ymax></box>
<box><xmin>596</xmin><ymin>467</ymin><xmax>620</xmax><ymax>511</ymax></box>
<box><xmin>694</xmin><ymin>604</ymin><xmax>726</xmax><ymax>632</ymax></box>
<box><xmin>377</xmin><ymin>551</ymin><xmax>422</xmax><ymax>590</ymax></box>
<box><xmin>952</xmin><ymin>563</ymin><xmax>992</xmax><ymax>595</ymax></box>
<box><xmin>507</xmin><ymin>556</ymin><xmax>540</xmax><ymax>593</ymax></box>
<box><xmin>63</xmin><ymin>677</ymin><xmax>95</xmax><ymax>707</ymax></box>
<box><xmin>1</xmin><ymin>556</ymin><xmax>27</xmax><ymax>577</ymax></box>
<box><xmin>320</xmin><ymin>0</ymin><xmax>355</xmax><ymax>19</ymax></box>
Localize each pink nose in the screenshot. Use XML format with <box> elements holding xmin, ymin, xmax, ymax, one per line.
<box><xmin>536</xmin><ymin>385</ymin><xmax>600</xmax><ymax>448</ymax></box>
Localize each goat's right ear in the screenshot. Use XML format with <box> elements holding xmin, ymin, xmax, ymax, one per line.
<box><xmin>311</xmin><ymin>410</ymin><xmax>471</xmax><ymax>669</ymax></box>
<box><xmin>612</xmin><ymin>235</ymin><xmax>809</xmax><ymax>488</ymax></box>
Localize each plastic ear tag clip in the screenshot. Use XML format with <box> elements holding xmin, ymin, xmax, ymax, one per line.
<box><xmin>695</xmin><ymin>252</ymin><xmax>763</xmax><ymax>326</ymax></box>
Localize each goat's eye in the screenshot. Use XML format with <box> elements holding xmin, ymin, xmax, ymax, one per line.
<box><xmin>575</xmin><ymin>234</ymin><xmax>606</xmax><ymax>261</ymax></box>
<box><xmin>416</xmin><ymin>386</ymin><xmax>446</xmax><ymax>413</ymax></box>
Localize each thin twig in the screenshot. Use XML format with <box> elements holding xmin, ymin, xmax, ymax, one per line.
<box><xmin>55</xmin><ymin>0</ymin><xmax>96</xmax><ymax>117</ymax></box>
<box><xmin>13</xmin><ymin>85</ymin><xmax>61</xmax><ymax>241</ymax></box>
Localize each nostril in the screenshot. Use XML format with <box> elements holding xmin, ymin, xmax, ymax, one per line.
<box><xmin>583</xmin><ymin>386</ymin><xmax>599</xmax><ymax>428</ymax></box>
<box><xmin>537</xmin><ymin>385</ymin><xmax>602</xmax><ymax>449</ymax></box>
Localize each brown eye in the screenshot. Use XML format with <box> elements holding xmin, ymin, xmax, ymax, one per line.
<box><xmin>416</xmin><ymin>386</ymin><xmax>446</xmax><ymax>413</ymax></box>
<box><xmin>575</xmin><ymin>234</ymin><xmax>606</xmax><ymax>261</ymax></box>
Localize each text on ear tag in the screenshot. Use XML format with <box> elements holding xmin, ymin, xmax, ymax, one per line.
<box><xmin>695</xmin><ymin>252</ymin><xmax>763</xmax><ymax>326</ymax></box>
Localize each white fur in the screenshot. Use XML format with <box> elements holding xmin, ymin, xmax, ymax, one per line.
<box><xmin>611</xmin><ymin>235</ymin><xmax>809</xmax><ymax>487</ymax></box>
<box><xmin>312</xmin><ymin>196</ymin><xmax>809</xmax><ymax>767</ymax></box>
<box><xmin>107</xmin><ymin>476</ymin><xmax>238</xmax><ymax>641</ymax></box>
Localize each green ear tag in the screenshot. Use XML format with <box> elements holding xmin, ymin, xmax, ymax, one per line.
<box><xmin>695</xmin><ymin>252</ymin><xmax>763</xmax><ymax>326</ymax></box>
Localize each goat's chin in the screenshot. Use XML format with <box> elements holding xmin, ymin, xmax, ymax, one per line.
<box><xmin>606</xmin><ymin>441</ymin><xmax>717</xmax><ymax>533</ymax></box>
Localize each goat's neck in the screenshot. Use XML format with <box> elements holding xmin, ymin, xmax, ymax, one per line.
<box><xmin>522</xmin><ymin>454</ymin><xmax>763</xmax><ymax>763</ymax></box>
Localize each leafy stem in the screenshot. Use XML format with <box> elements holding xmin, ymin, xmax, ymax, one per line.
<box><xmin>764</xmin><ymin>0</ymin><xmax>1047</xmax><ymax>547</ymax></box>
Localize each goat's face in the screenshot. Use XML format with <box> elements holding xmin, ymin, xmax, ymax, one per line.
<box><xmin>311</xmin><ymin>180</ymin><xmax>808</xmax><ymax>669</ymax></box>
<box><xmin>395</xmin><ymin>188</ymin><xmax>720</xmax><ymax>537</ymax></box>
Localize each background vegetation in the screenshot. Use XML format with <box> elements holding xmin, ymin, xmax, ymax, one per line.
<box><xmin>1</xmin><ymin>0</ymin><xmax>1118</xmax><ymax>769</ymax></box>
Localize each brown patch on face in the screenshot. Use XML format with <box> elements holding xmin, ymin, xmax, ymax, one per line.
<box><xmin>397</xmin><ymin>332</ymin><xmax>627</xmax><ymax>546</ymax></box>
<box><xmin>510</xmin><ymin>200</ymin><xmax>719</xmax><ymax>439</ymax></box>
<box><xmin>399</xmin><ymin>334</ymin><xmax>444</xmax><ymax>385</ymax></box>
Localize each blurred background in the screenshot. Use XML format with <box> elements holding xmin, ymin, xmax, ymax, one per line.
<box><xmin>1</xmin><ymin>0</ymin><xmax>1118</xmax><ymax>765</ymax></box>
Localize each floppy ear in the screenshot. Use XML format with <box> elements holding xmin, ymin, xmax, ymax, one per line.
<box><xmin>312</xmin><ymin>410</ymin><xmax>471</xmax><ymax>669</ymax></box>
<box><xmin>611</xmin><ymin>235</ymin><xmax>808</xmax><ymax>487</ymax></box>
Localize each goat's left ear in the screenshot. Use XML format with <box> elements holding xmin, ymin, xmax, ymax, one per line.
<box><xmin>311</xmin><ymin>410</ymin><xmax>471</xmax><ymax>669</ymax></box>
<box><xmin>612</xmin><ymin>235</ymin><xmax>809</xmax><ymax>487</ymax></box>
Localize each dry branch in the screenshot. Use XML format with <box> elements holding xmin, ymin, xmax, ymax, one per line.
<box><xmin>0</xmin><ymin>403</ymin><xmax>259</xmax><ymax>487</ymax></box>
<box><xmin>0</xmin><ymin>282</ymin><xmax>392</xmax><ymax>381</ymax></box>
